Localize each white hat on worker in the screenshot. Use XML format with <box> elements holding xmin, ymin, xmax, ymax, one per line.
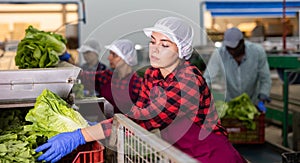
<box><xmin>143</xmin><ymin>17</ymin><xmax>194</xmax><ymax>60</ymax></box>
<box><xmin>77</xmin><ymin>39</ymin><xmax>101</xmax><ymax>56</ymax></box>
<box><xmin>105</xmin><ymin>39</ymin><xmax>138</xmax><ymax>66</ymax></box>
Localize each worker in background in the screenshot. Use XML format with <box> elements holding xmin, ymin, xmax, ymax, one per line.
<box><xmin>80</xmin><ymin>39</ymin><xmax>142</xmax><ymax>162</ymax></box>
<box><xmin>36</xmin><ymin>17</ymin><xmax>247</xmax><ymax>163</ymax></box>
<box><xmin>60</xmin><ymin>39</ymin><xmax>107</xmax><ymax>97</ymax></box>
<box><xmin>80</xmin><ymin>39</ymin><xmax>142</xmax><ymax>116</ymax></box>
<box><xmin>77</xmin><ymin>39</ymin><xmax>107</xmax><ymax>96</ymax></box>
<box><xmin>203</xmin><ymin>27</ymin><xmax>272</xmax><ymax>112</ymax></box>
<box><xmin>77</xmin><ymin>39</ymin><xmax>107</xmax><ymax>72</ymax></box>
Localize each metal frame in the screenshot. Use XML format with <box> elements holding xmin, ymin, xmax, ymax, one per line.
<box><xmin>282</xmin><ymin>68</ymin><xmax>300</xmax><ymax>147</ymax></box>
<box><xmin>109</xmin><ymin>114</ymin><xmax>198</xmax><ymax>163</ymax></box>
<box><xmin>268</xmin><ymin>55</ymin><xmax>300</xmax><ymax>147</ymax></box>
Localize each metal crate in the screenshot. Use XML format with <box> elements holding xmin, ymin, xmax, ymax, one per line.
<box><xmin>109</xmin><ymin>114</ymin><xmax>198</xmax><ymax>163</ymax></box>
<box><xmin>0</xmin><ymin>61</ymin><xmax>81</xmax><ymax>103</ymax></box>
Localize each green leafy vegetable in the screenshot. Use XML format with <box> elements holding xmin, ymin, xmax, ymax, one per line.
<box><xmin>72</xmin><ymin>83</ymin><xmax>85</xmax><ymax>99</ymax></box>
<box><xmin>0</xmin><ymin>90</ymin><xmax>89</xmax><ymax>162</ymax></box>
<box><xmin>24</xmin><ymin>89</ymin><xmax>89</xmax><ymax>138</ymax></box>
<box><xmin>15</xmin><ymin>25</ymin><xmax>67</xmax><ymax>69</ymax></box>
<box><xmin>218</xmin><ymin>93</ymin><xmax>260</xmax><ymax>130</ymax></box>
<box><xmin>0</xmin><ymin>108</ymin><xmax>46</xmax><ymax>162</ymax></box>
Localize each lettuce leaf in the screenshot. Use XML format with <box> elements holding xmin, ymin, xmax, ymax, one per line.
<box><xmin>15</xmin><ymin>25</ymin><xmax>67</xmax><ymax>69</ymax></box>
<box><xmin>24</xmin><ymin>89</ymin><xmax>88</xmax><ymax>138</ymax></box>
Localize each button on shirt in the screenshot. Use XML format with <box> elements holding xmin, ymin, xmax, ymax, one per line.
<box><xmin>203</xmin><ymin>41</ymin><xmax>271</xmax><ymax>104</ymax></box>
<box><xmin>101</xmin><ymin>61</ymin><xmax>227</xmax><ymax>137</ymax></box>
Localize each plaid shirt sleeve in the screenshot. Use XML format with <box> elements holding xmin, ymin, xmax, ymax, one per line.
<box><xmin>100</xmin><ymin>118</ymin><xmax>113</xmax><ymax>137</ymax></box>
<box><xmin>129</xmin><ymin>73</ymin><xmax>143</xmax><ymax>103</ymax></box>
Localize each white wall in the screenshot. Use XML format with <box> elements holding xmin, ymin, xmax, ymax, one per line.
<box><xmin>79</xmin><ymin>0</ymin><xmax>203</xmax><ymax>65</ymax></box>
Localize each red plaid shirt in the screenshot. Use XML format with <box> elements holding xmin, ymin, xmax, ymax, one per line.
<box><xmin>101</xmin><ymin>61</ymin><xmax>227</xmax><ymax>137</ymax></box>
<box><xmin>78</xmin><ymin>63</ymin><xmax>106</xmax><ymax>95</ymax></box>
<box><xmin>80</xmin><ymin>70</ymin><xmax>142</xmax><ymax>112</ymax></box>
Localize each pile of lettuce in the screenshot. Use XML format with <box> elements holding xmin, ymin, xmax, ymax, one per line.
<box><xmin>0</xmin><ymin>90</ymin><xmax>89</xmax><ymax>162</ymax></box>
<box><xmin>24</xmin><ymin>89</ymin><xmax>89</xmax><ymax>138</ymax></box>
<box><xmin>215</xmin><ymin>93</ymin><xmax>260</xmax><ymax>130</ymax></box>
<box><xmin>0</xmin><ymin>109</ymin><xmax>46</xmax><ymax>162</ymax></box>
<box><xmin>15</xmin><ymin>25</ymin><xmax>67</xmax><ymax>68</ymax></box>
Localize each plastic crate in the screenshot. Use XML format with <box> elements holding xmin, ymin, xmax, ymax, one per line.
<box><xmin>282</xmin><ymin>152</ymin><xmax>300</xmax><ymax>163</ymax></box>
<box><xmin>59</xmin><ymin>141</ymin><xmax>104</xmax><ymax>163</ymax></box>
<box><xmin>221</xmin><ymin>113</ymin><xmax>265</xmax><ymax>144</ymax></box>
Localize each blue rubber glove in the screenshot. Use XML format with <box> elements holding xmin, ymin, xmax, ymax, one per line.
<box><xmin>59</xmin><ymin>52</ymin><xmax>71</xmax><ymax>61</ymax></box>
<box><xmin>87</xmin><ymin>120</ymin><xmax>98</xmax><ymax>126</ymax></box>
<box><xmin>35</xmin><ymin>129</ymin><xmax>86</xmax><ymax>163</ymax></box>
<box><xmin>257</xmin><ymin>101</ymin><xmax>267</xmax><ymax>113</ymax></box>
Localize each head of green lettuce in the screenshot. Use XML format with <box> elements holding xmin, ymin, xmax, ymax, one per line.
<box><xmin>15</xmin><ymin>25</ymin><xmax>67</xmax><ymax>69</ymax></box>
<box><xmin>24</xmin><ymin>89</ymin><xmax>89</xmax><ymax>138</ymax></box>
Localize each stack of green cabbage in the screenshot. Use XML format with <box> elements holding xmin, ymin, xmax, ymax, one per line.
<box><xmin>15</xmin><ymin>25</ymin><xmax>67</xmax><ymax>68</ymax></box>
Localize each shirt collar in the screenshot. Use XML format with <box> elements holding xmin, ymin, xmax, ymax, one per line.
<box><xmin>227</xmin><ymin>50</ymin><xmax>248</xmax><ymax>63</ymax></box>
<box><xmin>151</xmin><ymin>60</ymin><xmax>187</xmax><ymax>83</ymax></box>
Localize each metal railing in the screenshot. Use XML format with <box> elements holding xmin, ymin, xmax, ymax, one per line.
<box><xmin>109</xmin><ymin>114</ymin><xmax>198</xmax><ymax>163</ymax></box>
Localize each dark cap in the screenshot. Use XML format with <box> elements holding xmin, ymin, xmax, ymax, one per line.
<box><xmin>223</xmin><ymin>27</ymin><xmax>243</xmax><ymax>48</ymax></box>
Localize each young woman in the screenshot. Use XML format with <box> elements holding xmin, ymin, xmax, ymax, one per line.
<box><xmin>36</xmin><ymin>17</ymin><xmax>247</xmax><ymax>163</ymax></box>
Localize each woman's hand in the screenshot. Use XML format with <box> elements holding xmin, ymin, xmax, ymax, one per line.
<box><xmin>35</xmin><ymin>129</ymin><xmax>86</xmax><ymax>163</ymax></box>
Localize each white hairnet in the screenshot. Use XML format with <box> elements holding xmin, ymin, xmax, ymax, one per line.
<box><xmin>105</xmin><ymin>39</ymin><xmax>138</xmax><ymax>66</ymax></box>
<box><xmin>77</xmin><ymin>39</ymin><xmax>101</xmax><ymax>56</ymax></box>
<box><xmin>143</xmin><ymin>17</ymin><xmax>194</xmax><ymax>60</ymax></box>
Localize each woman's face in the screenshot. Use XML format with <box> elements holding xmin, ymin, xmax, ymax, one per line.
<box><xmin>107</xmin><ymin>50</ymin><xmax>123</xmax><ymax>69</ymax></box>
<box><xmin>149</xmin><ymin>31</ymin><xmax>180</xmax><ymax>76</ymax></box>
<box><xmin>83</xmin><ymin>51</ymin><xmax>98</xmax><ymax>65</ymax></box>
